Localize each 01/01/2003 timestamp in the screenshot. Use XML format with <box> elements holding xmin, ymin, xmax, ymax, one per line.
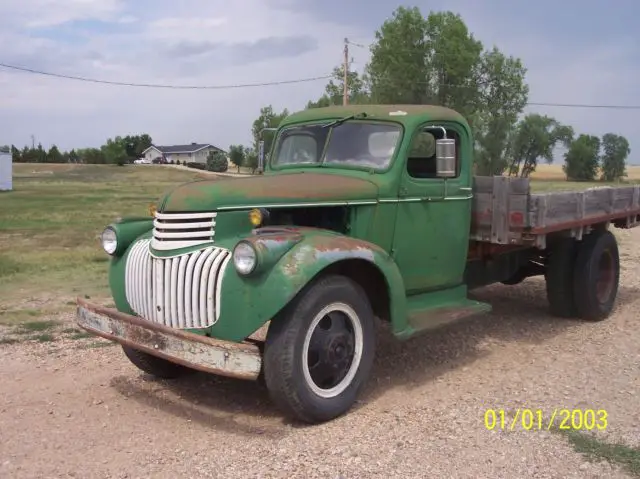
<box><xmin>484</xmin><ymin>408</ymin><xmax>608</xmax><ymax>432</ymax></box>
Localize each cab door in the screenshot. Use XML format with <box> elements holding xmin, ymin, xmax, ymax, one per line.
<box><xmin>390</xmin><ymin>122</ymin><xmax>472</xmax><ymax>295</ymax></box>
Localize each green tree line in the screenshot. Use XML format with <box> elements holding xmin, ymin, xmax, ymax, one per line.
<box><xmin>10</xmin><ymin>134</ymin><xmax>153</xmax><ymax>166</ymax></box>
<box><xmin>236</xmin><ymin>6</ymin><xmax>631</xmax><ymax>182</ymax></box>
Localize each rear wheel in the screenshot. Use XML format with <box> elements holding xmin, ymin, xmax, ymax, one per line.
<box><xmin>263</xmin><ymin>275</ymin><xmax>376</xmax><ymax>424</ymax></box>
<box><xmin>122</xmin><ymin>345</ymin><xmax>195</xmax><ymax>379</ymax></box>
<box><xmin>545</xmin><ymin>237</ymin><xmax>579</xmax><ymax>318</ymax></box>
<box><xmin>572</xmin><ymin>230</ymin><xmax>620</xmax><ymax>321</ymax></box>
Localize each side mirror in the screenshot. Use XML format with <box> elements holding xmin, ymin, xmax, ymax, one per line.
<box><xmin>435</xmin><ymin>137</ymin><xmax>456</xmax><ymax>178</ymax></box>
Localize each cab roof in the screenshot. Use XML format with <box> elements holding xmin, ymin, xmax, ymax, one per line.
<box><xmin>280</xmin><ymin>104</ymin><xmax>470</xmax><ymax>130</ymax></box>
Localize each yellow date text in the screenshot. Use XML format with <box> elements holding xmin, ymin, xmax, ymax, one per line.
<box><xmin>483</xmin><ymin>408</ymin><xmax>608</xmax><ymax>431</ymax></box>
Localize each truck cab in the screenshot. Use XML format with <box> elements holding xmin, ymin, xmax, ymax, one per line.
<box><xmin>77</xmin><ymin>104</ymin><xmax>630</xmax><ymax>424</ymax></box>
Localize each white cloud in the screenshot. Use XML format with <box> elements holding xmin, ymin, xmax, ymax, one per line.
<box><xmin>117</xmin><ymin>15</ymin><xmax>138</xmax><ymax>24</ymax></box>
<box><xmin>150</xmin><ymin>16</ymin><xmax>228</xmax><ymax>29</ymax></box>
<box><xmin>0</xmin><ymin>0</ymin><xmax>126</xmax><ymax>28</ymax></box>
<box><xmin>0</xmin><ymin>0</ymin><xmax>638</xmax><ymax>165</ymax></box>
<box><xmin>0</xmin><ymin>0</ymin><xmax>356</xmax><ymax>150</ymax></box>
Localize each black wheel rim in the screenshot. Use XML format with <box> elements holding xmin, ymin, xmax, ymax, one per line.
<box><xmin>302</xmin><ymin>303</ymin><xmax>362</xmax><ymax>398</ymax></box>
<box><xmin>596</xmin><ymin>249</ymin><xmax>615</xmax><ymax>304</ymax></box>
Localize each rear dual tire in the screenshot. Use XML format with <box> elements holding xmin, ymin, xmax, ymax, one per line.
<box><xmin>546</xmin><ymin>229</ymin><xmax>620</xmax><ymax>321</ymax></box>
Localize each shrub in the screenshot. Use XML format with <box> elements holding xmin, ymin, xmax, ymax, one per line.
<box><xmin>206</xmin><ymin>150</ymin><xmax>228</xmax><ymax>172</ymax></box>
<box><xmin>186</xmin><ymin>161</ymin><xmax>206</xmax><ymax>170</ymax></box>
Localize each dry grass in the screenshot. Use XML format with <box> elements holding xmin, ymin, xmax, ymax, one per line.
<box><xmin>530</xmin><ymin>164</ymin><xmax>640</xmax><ymax>181</ymax></box>
<box><xmin>527</xmin><ymin>164</ymin><xmax>640</xmax><ymax>191</ymax></box>
<box><xmin>0</xmin><ymin>163</ymin><xmax>210</xmax><ymax>324</ymax></box>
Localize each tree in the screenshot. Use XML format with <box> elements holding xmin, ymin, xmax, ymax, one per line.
<box><xmin>11</xmin><ymin>145</ymin><xmax>21</xmax><ymax>162</ymax></box>
<box><xmin>206</xmin><ymin>150</ymin><xmax>228</xmax><ymax>172</ymax></box>
<box><xmin>600</xmin><ymin>133</ymin><xmax>630</xmax><ymax>182</ymax></box>
<box><xmin>122</xmin><ymin>134</ymin><xmax>153</xmax><ymax>159</ymax></box>
<box><xmin>101</xmin><ymin>137</ymin><xmax>128</xmax><ymax>166</ymax></box>
<box><xmin>307</xmin><ymin>66</ymin><xmax>370</xmax><ymax>108</ymax></box>
<box><xmin>365</xmin><ymin>7</ymin><xmax>484</xmax><ymax>118</ymax></box>
<box><xmin>251</xmin><ymin>105</ymin><xmax>289</xmax><ymax>165</ymax></box>
<box><xmin>244</xmin><ymin>148</ymin><xmax>258</xmax><ymax>174</ymax></box>
<box><xmin>473</xmin><ymin>47</ymin><xmax>529</xmax><ymax>175</ymax></box>
<box><xmin>68</xmin><ymin>149</ymin><xmax>79</xmax><ymax>164</ymax></box>
<box><xmin>78</xmin><ymin>148</ymin><xmax>106</xmax><ymax>164</ymax></box>
<box><xmin>563</xmin><ymin>134</ymin><xmax>601</xmax><ymax>181</ymax></box>
<box><xmin>228</xmin><ymin>144</ymin><xmax>245</xmax><ymax>173</ymax></box>
<box><xmin>306</xmin><ymin>95</ymin><xmax>333</xmax><ymax>110</ymax></box>
<box><xmin>47</xmin><ymin>145</ymin><xmax>64</xmax><ymax>163</ymax></box>
<box><xmin>36</xmin><ymin>143</ymin><xmax>47</xmax><ymax>163</ymax></box>
<box><xmin>508</xmin><ymin>114</ymin><xmax>573</xmax><ymax>177</ymax></box>
<box><xmin>365</xmin><ymin>7</ymin><xmax>431</xmax><ymax>104</ymax></box>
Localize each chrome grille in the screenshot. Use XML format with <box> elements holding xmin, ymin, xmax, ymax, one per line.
<box><xmin>151</xmin><ymin>211</ymin><xmax>216</xmax><ymax>251</ymax></box>
<box><xmin>124</xmin><ymin>239</ymin><xmax>231</xmax><ymax>329</ymax></box>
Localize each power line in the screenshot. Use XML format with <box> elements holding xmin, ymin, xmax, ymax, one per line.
<box><xmin>2</xmin><ymin>59</ymin><xmax>640</xmax><ymax>110</ymax></box>
<box><xmin>0</xmin><ymin>62</ymin><xmax>332</xmax><ymax>89</ymax></box>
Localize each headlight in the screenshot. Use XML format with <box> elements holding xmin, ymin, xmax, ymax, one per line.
<box><xmin>101</xmin><ymin>227</ymin><xmax>118</xmax><ymax>255</ymax></box>
<box><xmin>233</xmin><ymin>241</ymin><xmax>257</xmax><ymax>275</ymax></box>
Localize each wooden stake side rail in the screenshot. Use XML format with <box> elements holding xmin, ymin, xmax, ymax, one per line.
<box><xmin>470</xmin><ymin>175</ymin><xmax>640</xmax><ymax>249</ymax></box>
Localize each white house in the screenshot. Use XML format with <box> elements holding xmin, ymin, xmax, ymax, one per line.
<box><xmin>141</xmin><ymin>143</ymin><xmax>226</xmax><ymax>164</ymax></box>
<box><xmin>0</xmin><ymin>146</ymin><xmax>12</xmax><ymax>191</ymax></box>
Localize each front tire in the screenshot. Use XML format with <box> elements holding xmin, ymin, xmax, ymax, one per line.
<box><xmin>263</xmin><ymin>274</ymin><xmax>376</xmax><ymax>424</ymax></box>
<box><xmin>122</xmin><ymin>345</ymin><xmax>195</xmax><ymax>379</ymax></box>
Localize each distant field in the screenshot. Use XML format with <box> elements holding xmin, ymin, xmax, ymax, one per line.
<box><xmin>528</xmin><ymin>164</ymin><xmax>640</xmax><ymax>191</ymax></box>
<box><xmin>530</xmin><ymin>163</ymin><xmax>640</xmax><ymax>181</ymax></box>
<box><xmin>0</xmin><ymin>163</ymin><xmax>211</xmax><ymax>326</ymax></box>
<box><xmin>1</xmin><ymin>162</ymin><xmax>638</xmax><ymax>328</ymax></box>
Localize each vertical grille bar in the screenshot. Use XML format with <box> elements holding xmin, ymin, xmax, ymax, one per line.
<box><xmin>124</xmin><ymin>240</ymin><xmax>230</xmax><ymax>329</ymax></box>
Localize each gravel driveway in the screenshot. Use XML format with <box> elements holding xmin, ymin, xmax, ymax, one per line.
<box><xmin>1</xmin><ymin>228</ymin><xmax>639</xmax><ymax>478</ymax></box>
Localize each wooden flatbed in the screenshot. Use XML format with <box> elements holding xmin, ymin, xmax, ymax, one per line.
<box><xmin>471</xmin><ymin>176</ymin><xmax>640</xmax><ymax>248</ymax></box>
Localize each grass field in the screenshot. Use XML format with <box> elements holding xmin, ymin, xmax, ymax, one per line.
<box><xmin>0</xmin><ymin>163</ymin><xmax>212</xmax><ymax>328</ymax></box>
<box><xmin>1</xmin><ymin>162</ymin><xmax>639</xmax><ymax>330</ymax></box>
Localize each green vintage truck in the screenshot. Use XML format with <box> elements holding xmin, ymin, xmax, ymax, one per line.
<box><xmin>77</xmin><ymin>104</ymin><xmax>640</xmax><ymax>423</ymax></box>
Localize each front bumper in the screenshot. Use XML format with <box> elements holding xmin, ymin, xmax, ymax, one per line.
<box><xmin>75</xmin><ymin>297</ymin><xmax>262</xmax><ymax>380</ymax></box>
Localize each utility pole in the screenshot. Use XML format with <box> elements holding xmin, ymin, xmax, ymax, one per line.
<box><xmin>343</xmin><ymin>38</ymin><xmax>349</xmax><ymax>105</ymax></box>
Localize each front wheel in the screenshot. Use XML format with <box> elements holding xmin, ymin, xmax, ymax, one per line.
<box><xmin>263</xmin><ymin>275</ymin><xmax>376</xmax><ymax>424</ymax></box>
<box><xmin>122</xmin><ymin>345</ymin><xmax>196</xmax><ymax>379</ymax></box>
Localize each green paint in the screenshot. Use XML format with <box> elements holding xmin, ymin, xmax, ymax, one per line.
<box><xmin>107</xmin><ymin>218</ymin><xmax>154</xmax><ymax>256</ymax></box>
<box><xmin>101</xmin><ymin>104</ymin><xmax>490</xmax><ymax>344</ymax></box>
<box><xmin>210</xmin><ymin>228</ymin><xmax>408</xmax><ymax>342</ymax></box>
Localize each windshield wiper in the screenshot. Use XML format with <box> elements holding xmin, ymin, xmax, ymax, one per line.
<box><xmin>321</xmin><ymin>112</ymin><xmax>368</xmax><ymax>129</ymax></box>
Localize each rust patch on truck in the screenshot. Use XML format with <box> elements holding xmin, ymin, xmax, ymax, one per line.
<box><xmin>162</xmin><ymin>173</ymin><xmax>379</xmax><ymax>211</ymax></box>
<box><xmin>280</xmin><ymin>232</ymin><xmax>380</xmax><ymax>287</ymax></box>
<box><xmin>222</xmin><ymin>173</ymin><xmax>377</xmax><ymax>200</ymax></box>
<box><xmin>75</xmin><ymin>298</ymin><xmax>262</xmax><ymax>381</ymax></box>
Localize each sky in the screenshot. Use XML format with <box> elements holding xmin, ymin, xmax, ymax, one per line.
<box><xmin>0</xmin><ymin>0</ymin><xmax>639</xmax><ymax>163</ymax></box>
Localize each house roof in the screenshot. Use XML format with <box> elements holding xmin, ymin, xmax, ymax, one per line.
<box><xmin>143</xmin><ymin>143</ymin><xmax>225</xmax><ymax>155</ymax></box>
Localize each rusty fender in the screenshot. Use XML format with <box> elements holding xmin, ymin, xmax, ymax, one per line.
<box><xmin>75</xmin><ymin>297</ymin><xmax>262</xmax><ymax>380</ymax></box>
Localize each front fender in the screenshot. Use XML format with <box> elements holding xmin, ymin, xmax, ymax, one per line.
<box><xmin>211</xmin><ymin>229</ymin><xmax>408</xmax><ymax>342</ymax></box>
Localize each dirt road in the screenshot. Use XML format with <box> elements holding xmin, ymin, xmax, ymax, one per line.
<box><xmin>1</xmin><ymin>229</ymin><xmax>639</xmax><ymax>478</ymax></box>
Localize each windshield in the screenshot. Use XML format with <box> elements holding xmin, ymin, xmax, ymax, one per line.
<box><xmin>271</xmin><ymin>121</ymin><xmax>402</xmax><ymax>170</ymax></box>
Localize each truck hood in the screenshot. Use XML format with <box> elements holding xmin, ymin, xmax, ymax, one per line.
<box><xmin>159</xmin><ymin>171</ymin><xmax>379</xmax><ymax>212</ymax></box>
